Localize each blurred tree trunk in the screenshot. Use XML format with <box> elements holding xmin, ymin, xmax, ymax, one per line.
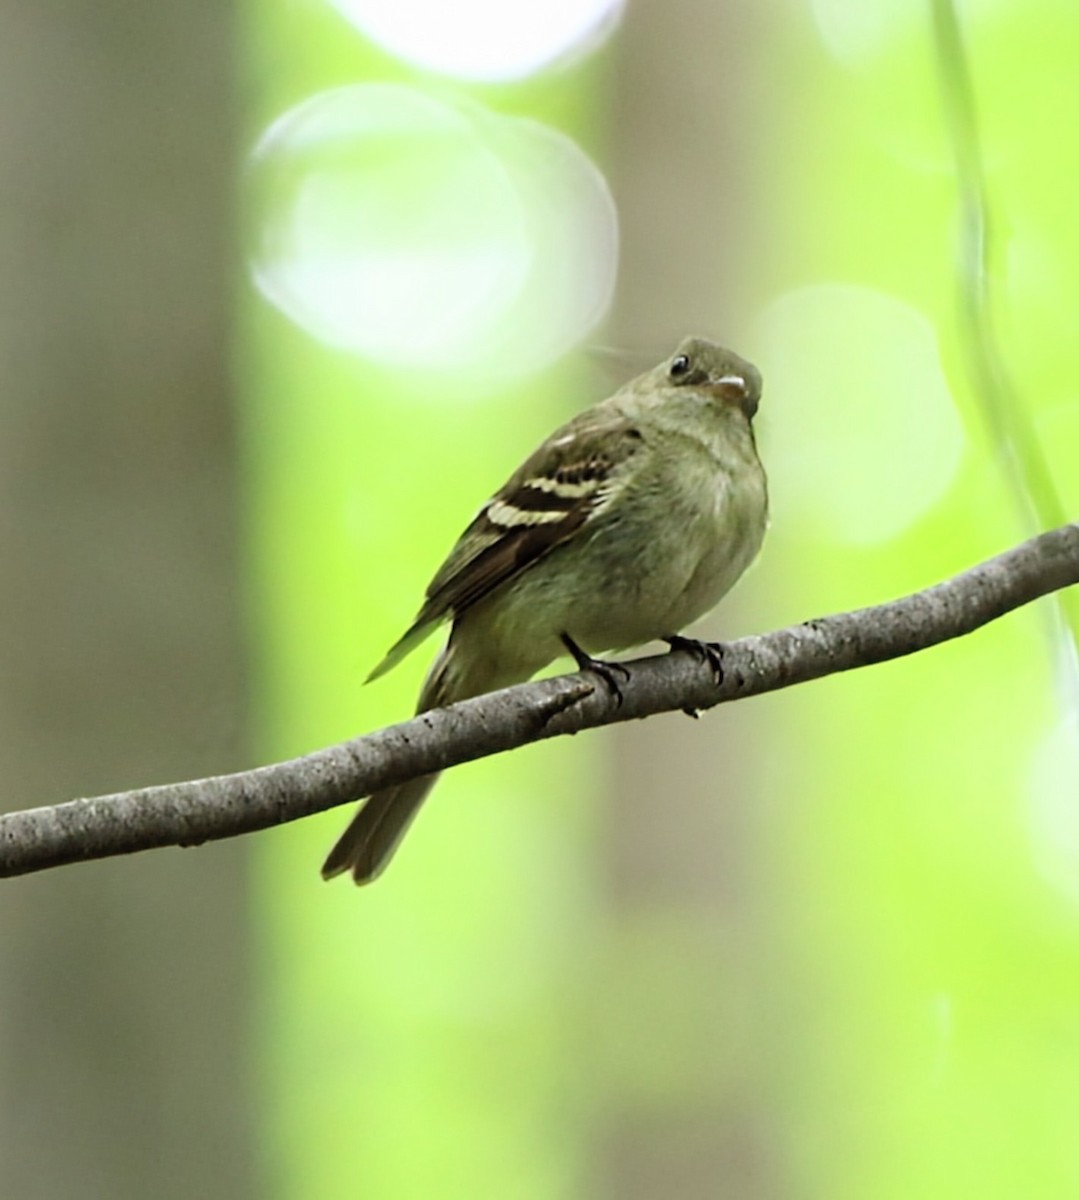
<box><xmin>0</xmin><ymin>4</ymin><xmax>254</xmax><ymax>1198</ymax></box>
<box><xmin>606</xmin><ymin>0</ymin><xmax>780</xmax><ymax>1196</ymax></box>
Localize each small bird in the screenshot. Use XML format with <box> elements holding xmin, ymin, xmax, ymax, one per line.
<box><xmin>322</xmin><ymin>337</ymin><xmax>768</xmax><ymax>884</ymax></box>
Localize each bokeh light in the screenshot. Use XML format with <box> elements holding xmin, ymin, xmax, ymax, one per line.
<box><xmin>248</xmin><ymin>84</ymin><xmax>618</xmax><ymax>390</ymax></box>
<box><xmin>1026</xmin><ymin>721</ymin><xmax>1079</xmax><ymax>908</ymax></box>
<box><xmin>757</xmin><ymin>283</ymin><xmax>966</xmax><ymax>544</ymax></box>
<box><xmin>324</xmin><ymin>0</ymin><xmax>623</xmax><ymax>81</ymax></box>
<box><xmin>809</xmin><ymin>0</ymin><xmax>923</xmax><ymax>65</ymax></box>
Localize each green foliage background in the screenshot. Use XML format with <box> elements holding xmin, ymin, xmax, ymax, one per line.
<box><xmin>242</xmin><ymin>1</ymin><xmax>1079</xmax><ymax>1195</ymax></box>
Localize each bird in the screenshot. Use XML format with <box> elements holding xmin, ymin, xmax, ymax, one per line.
<box><xmin>322</xmin><ymin>336</ymin><xmax>768</xmax><ymax>884</ymax></box>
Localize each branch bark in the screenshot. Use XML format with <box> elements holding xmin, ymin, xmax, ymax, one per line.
<box><xmin>3</xmin><ymin>524</ymin><xmax>1077</xmax><ymax>879</ymax></box>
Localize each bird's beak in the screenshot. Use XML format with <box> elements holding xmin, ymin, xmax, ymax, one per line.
<box><xmin>710</xmin><ymin>373</ymin><xmax>758</xmax><ymax>420</ymax></box>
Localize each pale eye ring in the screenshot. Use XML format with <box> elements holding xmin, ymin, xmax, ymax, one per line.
<box><xmin>669</xmin><ymin>354</ymin><xmax>692</xmax><ymax>379</ymax></box>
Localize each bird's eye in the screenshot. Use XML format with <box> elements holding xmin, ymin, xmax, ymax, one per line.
<box><xmin>669</xmin><ymin>354</ymin><xmax>692</xmax><ymax>380</ymax></box>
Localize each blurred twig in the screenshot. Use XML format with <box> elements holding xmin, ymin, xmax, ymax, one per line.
<box><xmin>930</xmin><ymin>0</ymin><xmax>1079</xmax><ymax>688</ymax></box>
<box><xmin>2</xmin><ymin>524</ymin><xmax>1078</xmax><ymax>880</ymax></box>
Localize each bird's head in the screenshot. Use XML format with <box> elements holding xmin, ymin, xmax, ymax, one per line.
<box><xmin>664</xmin><ymin>337</ymin><xmax>762</xmax><ymax>421</ymax></box>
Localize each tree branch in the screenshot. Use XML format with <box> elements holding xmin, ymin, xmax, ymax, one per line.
<box><xmin>2</xmin><ymin>524</ymin><xmax>1077</xmax><ymax>879</ymax></box>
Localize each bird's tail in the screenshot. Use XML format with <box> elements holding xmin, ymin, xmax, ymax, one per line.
<box><xmin>319</xmin><ymin>773</ymin><xmax>440</xmax><ymax>885</ymax></box>
<box><xmin>321</xmin><ymin>645</ymin><xmax>459</xmax><ymax>885</ymax></box>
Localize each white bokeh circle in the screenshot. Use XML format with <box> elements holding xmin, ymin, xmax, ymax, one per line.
<box><xmin>1027</xmin><ymin>720</ymin><xmax>1079</xmax><ymax>908</ymax></box>
<box><xmin>326</xmin><ymin>0</ymin><xmax>624</xmax><ymax>82</ymax></box>
<box><xmin>247</xmin><ymin>84</ymin><xmax>618</xmax><ymax>388</ymax></box>
<box><xmin>808</xmin><ymin>0</ymin><xmax>1006</xmax><ymax>67</ymax></box>
<box><xmin>808</xmin><ymin>0</ymin><xmax>920</xmax><ymax>65</ymax></box>
<box><xmin>756</xmin><ymin>284</ymin><xmax>966</xmax><ymax>544</ymax></box>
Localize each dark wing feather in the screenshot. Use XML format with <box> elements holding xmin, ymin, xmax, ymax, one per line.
<box><xmin>366</xmin><ymin>409</ymin><xmax>642</xmax><ymax>682</ymax></box>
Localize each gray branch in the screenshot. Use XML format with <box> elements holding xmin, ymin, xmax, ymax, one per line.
<box><xmin>2</xmin><ymin>524</ymin><xmax>1077</xmax><ymax>879</ymax></box>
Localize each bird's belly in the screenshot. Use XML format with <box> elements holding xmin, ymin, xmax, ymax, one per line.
<box><xmin>672</xmin><ymin>516</ymin><xmax>762</xmax><ymax>629</ymax></box>
<box><xmin>462</xmin><ymin>462</ymin><xmax>766</xmax><ymax>677</ymax></box>
<box><xmin>596</xmin><ymin>469</ymin><xmax>765</xmax><ymax>646</ymax></box>
<box><xmin>556</xmin><ymin>499</ymin><xmax>762</xmax><ymax>651</ymax></box>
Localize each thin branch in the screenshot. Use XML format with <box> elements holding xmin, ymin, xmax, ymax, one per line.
<box><xmin>1</xmin><ymin>525</ymin><xmax>1077</xmax><ymax>879</ymax></box>
<box><xmin>930</xmin><ymin>0</ymin><xmax>1064</xmax><ymax>530</ymax></box>
<box><xmin>930</xmin><ymin>0</ymin><xmax>1079</xmax><ymax>678</ymax></box>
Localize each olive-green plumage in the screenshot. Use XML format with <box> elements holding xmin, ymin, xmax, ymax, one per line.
<box><xmin>322</xmin><ymin>337</ymin><xmax>768</xmax><ymax>884</ymax></box>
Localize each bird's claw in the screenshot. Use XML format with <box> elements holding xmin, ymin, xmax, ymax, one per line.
<box><xmin>561</xmin><ymin>633</ymin><xmax>630</xmax><ymax>707</ymax></box>
<box><xmin>663</xmin><ymin>635</ymin><xmax>725</xmax><ymax>685</ymax></box>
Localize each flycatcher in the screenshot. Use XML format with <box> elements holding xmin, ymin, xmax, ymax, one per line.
<box><xmin>323</xmin><ymin>336</ymin><xmax>768</xmax><ymax>884</ymax></box>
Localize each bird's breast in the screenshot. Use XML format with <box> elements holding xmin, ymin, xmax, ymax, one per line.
<box><xmin>658</xmin><ymin>454</ymin><xmax>767</xmax><ymax>633</ymax></box>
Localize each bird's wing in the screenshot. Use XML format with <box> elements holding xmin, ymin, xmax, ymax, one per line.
<box><xmin>366</xmin><ymin>408</ymin><xmax>643</xmax><ymax>682</ymax></box>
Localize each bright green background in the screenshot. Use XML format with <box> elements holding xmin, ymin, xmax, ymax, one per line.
<box><xmin>242</xmin><ymin>1</ymin><xmax>1079</xmax><ymax>1195</ymax></box>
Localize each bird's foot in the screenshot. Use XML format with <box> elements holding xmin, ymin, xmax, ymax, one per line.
<box><xmin>561</xmin><ymin>633</ymin><xmax>630</xmax><ymax>707</ymax></box>
<box><xmin>663</xmin><ymin>635</ymin><xmax>725</xmax><ymax>685</ymax></box>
